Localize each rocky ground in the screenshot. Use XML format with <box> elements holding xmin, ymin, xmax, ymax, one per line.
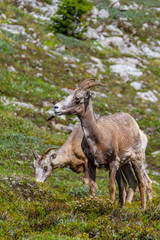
<box><xmin>0</xmin><ymin>0</ymin><xmax>160</xmax><ymax>239</ymax></box>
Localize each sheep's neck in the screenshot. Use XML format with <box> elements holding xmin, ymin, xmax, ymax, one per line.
<box><xmin>79</xmin><ymin>100</ymin><xmax>100</xmax><ymax>143</ymax></box>
<box><xmin>51</xmin><ymin>148</ymin><xmax>70</xmax><ymax>169</ymax></box>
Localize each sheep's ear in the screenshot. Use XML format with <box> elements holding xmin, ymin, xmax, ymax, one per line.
<box><xmin>31</xmin><ymin>147</ymin><xmax>41</xmax><ymax>160</ymax></box>
<box><xmin>85</xmin><ymin>90</ymin><xmax>92</xmax><ymax>99</ymax></box>
<box><xmin>90</xmin><ymin>91</ymin><xmax>95</xmax><ymax>98</ymax></box>
<box><xmin>51</xmin><ymin>153</ymin><xmax>57</xmax><ymax>159</ymax></box>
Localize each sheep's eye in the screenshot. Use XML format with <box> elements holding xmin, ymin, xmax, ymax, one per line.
<box><xmin>43</xmin><ymin>166</ymin><xmax>48</xmax><ymax>172</ymax></box>
<box><xmin>52</xmin><ymin>153</ymin><xmax>57</xmax><ymax>159</ymax></box>
<box><xmin>74</xmin><ymin>96</ymin><xmax>80</xmax><ymax>103</ymax></box>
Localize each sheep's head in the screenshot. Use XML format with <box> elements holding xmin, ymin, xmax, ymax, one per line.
<box><xmin>31</xmin><ymin>147</ymin><xmax>57</xmax><ymax>182</ymax></box>
<box><xmin>54</xmin><ymin>79</ymin><xmax>104</xmax><ymax>116</ymax></box>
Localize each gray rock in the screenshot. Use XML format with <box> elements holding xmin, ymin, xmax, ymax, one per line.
<box><xmin>99</xmin><ymin>36</ymin><xmax>124</xmax><ymax>48</ymax></box>
<box><xmin>0</xmin><ymin>24</ymin><xmax>27</xmax><ymax>35</ymax></box>
<box><xmin>154</xmin><ymin>8</ymin><xmax>160</xmax><ymax>12</ymax></box>
<box><xmin>110</xmin><ymin>64</ymin><xmax>143</xmax><ymax>82</ymax></box>
<box><xmin>18</xmin><ymin>0</ymin><xmax>42</xmax><ymax>8</ymax></box>
<box><xmin>92</xmin><ymin>91</ymin><xmax>108</xmax><ymax>98</ymax></box>
<box><xmin>119</xmin><ymin>5</ymin><xmax>129</xmax><ymax>11</ymax></box>
<box><xmin>130</xmin><ymin>81</ymin><xmax>143</xmax><ymax>90</ymax></box>
<box><xmin>96</xmin><ymin>25</ymin><xmax>103</xmax><ymax>32</ymax></box>
<box><xmin>91</xmin><ymin>56</ymin><xmax>106</xmax><ymax>72</ymax></box>
<box><xmin>98</xmin><ymin>9</ymin><xmax>109</xmax><ymax>19</ymax></box>
<box><xmin>151</xmin><ymin>150</ymin><xmax>160</xmax><ymax>157</ymax></box>
<box><xmin>56</xmin><ymin>45</ymin><xmax>65</xmax><ymax>52</ymax></box>
<box><xmin>30</xmin><ymin>12</ymin><xmax>50</xmax><ymax>21</ymax></box>
<box><xmin>106</xmin><ymin>24</ymin><xmax>123</xmax><ymax>35</ymax></box>
<box><xmin>142</xmin><ymin>23</ymin><xmax>148</xmax><ymax>30</ymax></box>
<box><xmin>109</xmin><ymin>57</ymin><xmax>145</xmax><ymax>68</ymax></box>
<box><xmin>43</xmin><ymin>45</ymin><xmax>49</xmax><ymax>51</ymax></box>
<box><xmin>91</xmin><ymin>6</ymin><xmax>99</xmax><ymax>17</ymax></box>
<box><xmin>8</xmin><ymin>66</ymin><xmax>16</xmax><ymax>72</ymax></box>
<box><xmin>84</xmin><ymin>27</ymin><xmax>99</xmax><ymax>39</ymax></box>
<box><xmin>36</xmin><ymin>73</ymin><xmax>43</xmax><ymax>77</ymax></box>
<box><xmin>42</xmin><ymin>101</ymin><xmax>53</xmax><ymax>108</ymax></box>
<box><xmin>1</xmin><ymin>96</ymin><xmax>35</xmax><ymax>109</ymax></box>
<box><xmin>21</xmin><ymin>44</ymin><xmax>27</xmax><ymax>50</ymax></box>
<box><xmin>51</xmin><ymin>122</ymin><xmax>73</xmax><ymax>133</ymax></box>
<box><xmin>63</xmin><ymin>55</ymin><xmax>80</xmax><ymax>62</ymax></box>
<box><xmin>1</xmin><ymin>13</ymin><xmax>6</xmax><ymax>19</ymax></box>
<box><xmin>137</xmin><ymin>91</ymin><xmax>158</xmax><ymax>103</ymax></box>
<box><xmin>141</xmin><ymin>44</ymin><xmax>160</xmax><ymax>58</ymax></box>
<box><xmin>62</xmin><ymin>88</ymin><xmax>74</xmax><ymax>95</ymax></box>
<box><xmin>87</xmin><ymin>67</ymin><xmax>98</xmax><ymax>76</ymax></box>
<box><xmin>109</xmin><ymin>0</ymin><xmax>120</xmax><ymax>8</ymax></box>
<box><xmin>46</xmin><ymin>109</ymin><xmax>55</xmax><ymax>117</ymax></box>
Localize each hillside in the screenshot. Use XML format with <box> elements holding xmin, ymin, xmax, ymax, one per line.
<box><xmin>0</xmin><ymin>0</ymin><xmax>160</xmax><ymax>239</ymax></box>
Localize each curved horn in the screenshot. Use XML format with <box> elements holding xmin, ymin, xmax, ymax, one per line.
<box><xmin>79</xmin><ymin>79</ymin><xmax>105</xmax><ymax>90</ymax></box>
<box><xmin>41</xmin><ymin>147</ymin><xmax>57</xmax><ymax>159</ymax></box>
<box><xmin>31</xmin><ymin>147</ymin><xmax>41</xmax><ymax>160</ymax></box>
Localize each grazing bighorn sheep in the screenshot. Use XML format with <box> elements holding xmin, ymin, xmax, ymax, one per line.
<box><xmin>32</xmin><ymin>125</ymin><xmax>89</xmax><ymax>184</ymax></box>
<box><xmin>54</xmin><ymin>79</ymin><xmax>152</xmax><ymax>210</ymax></box>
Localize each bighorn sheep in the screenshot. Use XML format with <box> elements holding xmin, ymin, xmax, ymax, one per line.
<box><xmin>32</xmin><ymin>125</ymin><xmax>89</xmax><ymax>185</ymax></box>
<box><xmin>54</xmin><ymin>79</ymin><xmax>152</xmax><ymax>210</ymax></box>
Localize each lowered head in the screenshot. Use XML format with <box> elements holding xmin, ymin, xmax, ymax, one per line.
<box><xmin>31</xmin><ymin>147</ymin><xmax>57</xmax><ymax>182</ymax></box>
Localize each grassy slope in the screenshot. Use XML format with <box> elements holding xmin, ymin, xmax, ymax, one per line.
<box><xmin>0</xmin><ymin>0</ymin><xmax>160</xmax><ymax>239</ymax></box>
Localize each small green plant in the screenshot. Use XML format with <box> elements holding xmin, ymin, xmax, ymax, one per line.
<box><xmin>44</xmin><ymin>0</ymin><xmax>53</xmax><ymax>4</ymax></box>
<box><xmin>50</xmin><ymin>0</ymin><xmax>92</xmax><ymax>38</ymax></box>
<box><xmin>0</xmin><ymin>38</ymin><xmax>16</xmax><ymax>55</ymax></box>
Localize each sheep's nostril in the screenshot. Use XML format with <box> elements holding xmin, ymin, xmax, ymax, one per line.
<box><xmin>54</xmin><ymin>105</ymin><xmax>59</xmax><ymax>110</ymax></box>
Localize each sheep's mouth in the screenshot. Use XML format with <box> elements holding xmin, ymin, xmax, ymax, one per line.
<box><xmin>54</xmin><ymin>110</ymin><xmax>62</xmax><ymax>115</ymax></box>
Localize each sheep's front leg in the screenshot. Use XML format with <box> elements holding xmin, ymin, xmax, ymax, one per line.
<box><xmin>109</xmin><ymin>160</ymin><xmax>120</xmax><ymax>203</ymax></box>
<box><xmin>83</xmin><ymin>159</ymin><xmax>90</xmax><ymax>186</ymax></box>
<box><xmin>88</xmin><ymin>161</ymin><xmax>96</xmax><ymax>197</ymax></box>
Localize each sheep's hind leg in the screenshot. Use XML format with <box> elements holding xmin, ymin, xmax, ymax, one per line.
<box><xmin>121</xmin><ymin>163</ymin><xmax>137</xmax><ymax>203</ymax></box>
<box><xmin>132</xmin><ymin>152</ymin><xmax>146</xmax><ymax>210</ymax></box>
<box><xmin>144</xmin><ymin>171</ymin><xmax>152</xmax><ymax>201</ymax></box>
<box><xmin>116</xmin><ymin>168</ymin><xmax>127</xmax><ymax>206</ymax></box>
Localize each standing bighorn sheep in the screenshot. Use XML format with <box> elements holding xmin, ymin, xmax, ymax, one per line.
<box><xmin>54</xmin><ymin>79</ymin><xmax>152</xmax><ymax>210</ymax></box>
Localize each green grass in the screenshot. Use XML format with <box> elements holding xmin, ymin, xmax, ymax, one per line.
<box><xmin>0</xmin><ymin>0</ymin><xmax>160</xmax><ymax>239</ymax></box>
